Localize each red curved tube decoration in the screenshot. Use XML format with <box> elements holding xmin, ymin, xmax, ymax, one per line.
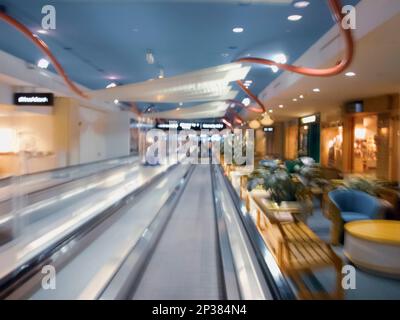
<box><xmin>0</xmin><ymin>11</ymin><xmax>88</xmax><ymax>99</ymax></box>
<box><xmin>227</xmin><ymin>98</ymin><xmax>264</xmax><ymax>115</ymax></box>
<box><xmin>236</xmin><ymin>0</ymin><xmax>354</xmax><ymax>110</ymax></box>
<box><xmin>226</xmin><ymin>109</ymin><xmax>244</xmax><ymax>125</ymax></box>
<box><xmin>235</xmin><ymin>82</ymin><xmax>265</xmax><ymax>113</ymax></box>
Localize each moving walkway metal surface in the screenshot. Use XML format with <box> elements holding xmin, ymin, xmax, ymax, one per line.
<box><xmin>131</xmin><ymin>165</ymin><xmax>222</xmax><ymax>300</ymax></box>
<box><xmin>0</xmin><ymin>162</ymin><xmax>294</xmax><ymax>300</ymax></box>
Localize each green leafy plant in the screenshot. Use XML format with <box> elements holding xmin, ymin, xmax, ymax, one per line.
<box><xmin>344</xmin><ymin>176</ymin><xmax>383</xmax><ymax>196</ymax></box>
<box><xmin>247</xmin><ymin>165</ymin><xmax>311</xmax><ymax>205</ymax></box>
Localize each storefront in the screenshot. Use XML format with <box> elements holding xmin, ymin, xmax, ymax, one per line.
<box><xmin>0</xmin><ymin>93</ymin><xmax>57</xmax><ymax>177</ymax></box>
<box><xmin>321</xmin><ymin>121</ymin><xmax>343</xmax><ymax>170</ymax></box>
<box><xmin>342</xmin><ymin>95</ymin><xmax>399</xmax><ymax>181</ymax></box>
<box><xmin>319</xmin><ymin>94</ymin><xmax>400</xmax><ymax>181</ymax></box>
<box><xmin>298</xmin><ymin>114</ymin><xmax>320</xmax><ymax>162</ymax></box>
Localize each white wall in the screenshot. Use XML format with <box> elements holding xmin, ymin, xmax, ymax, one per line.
<box><xmin>0</xmin><ymin>82</ymin><xmax>13</xmax><ymax>105</ymax></box>
<box><xmin>104</xmin><ymin>111</ymin><xmax>131</xmax><ymax>159</ymax></box>
<box><xmin>77</xmin><ymin>107</ymin><xmax>131</xmax><ymax>164</ymax></box>
<box><xmin>78</xmin><ymin>106</ymin><xmax>107</xmax><ymax>164</ymax></box>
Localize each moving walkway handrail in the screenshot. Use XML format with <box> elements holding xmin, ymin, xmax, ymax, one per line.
<box><xmin>214</xmin><ymin>164</ymin><xmax>296</xmax><ymax>300</ymax></box>
<box><xmin>0</xmin><ymin>154</ymin><xmax>139</xmax><ymax>198</ymax></box>
<box><xmin>0</xmin><ymin>162</ymin><xmax>177</xmax><ymax>299</ymax></box>
<box><xmin>0</xmin><ymin>154</ymin><xmax>138</xmax><ymax>183</ymax></box>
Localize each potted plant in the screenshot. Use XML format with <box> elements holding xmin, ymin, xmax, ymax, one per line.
<box><xmin>247</xmin><ymin>166</ymin><xmax>313</xmax><ymax>222</ymax></box>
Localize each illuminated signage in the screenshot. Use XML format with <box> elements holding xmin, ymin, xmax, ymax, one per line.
<box><xmin>14</xmin><ymin>93</ymin><xmax>54</xmax><ymax>106</ymax></box>
<box><xmin>263</xmin><ymin>127</ymin><xmax>274</xmax><ymax>132</ymax></box>
<box><xmin>300</xmin><ymin>115</ymin><xmax>318</xmax><ymax>124</ymax></box>
<box><xmin>157</xmin><ymin>123</ymin><xmax>179</xmax><ymax>129</ymax></box>
<box><xmin>156</xmin><ymin>121</ymin><xmax>225</xmax><ymax>130</ymax></box>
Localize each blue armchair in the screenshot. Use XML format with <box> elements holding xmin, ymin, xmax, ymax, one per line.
<box><xmin>327</xmin><ymin>189</ymin><xmax>384</xmax><ymax>244</ymax></box>
<box><xmin>328</xmin><ymin>189</ymin><xmax>383</xmax><ymax>223</ymax></box>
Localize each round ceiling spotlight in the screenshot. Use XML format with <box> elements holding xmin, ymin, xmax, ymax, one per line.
<box><xmin>313</xmin><ymin>88</ymin><xmax>321</xmax><ymax>92</ymax></box>
<box><xmin>232</xmin><ymin>27</ymin><xmax>244</xmax><ymax>33</ymax></box>
<box><xmin>37</xmin><ymin>58</ymin><xmax>49</xmax><ymax>69</ymax></box>
<box><xmin>279</xmin><ymin>104</ymin><xmax>284</xmax><ymax>108</ymax></box>
<box><xmin>242</xmin><ymin>98</ymin><xmax>251</xmax><ymax>107</ymax></box>
<box><xmin>270</xmin><ymin>53</ymin><xmax>287</xmax><ymax>73</ymax></box>
<box><xmin>345</xmin><ymin>72</ymin><xmax>356</xmax><ymax>77</ymax></box>
<box><xmin>294</xmin><ymin>1</ymin><xmax>310</xmax><ymax>8</ymax></box>
<box><xmin>288</xmin><ymin>15</ymin><xmax>303</xmax><ymax>21</ymax></box>
<box><xmin>106</xmin><ymin>82</ymin><xmax>117</xmax><ymax>89</ymax></box>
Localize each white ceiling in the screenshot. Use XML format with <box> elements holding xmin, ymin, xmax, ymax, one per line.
<box><xmin>253</xmin><ymin>11</ymin><xmax>400</xmax><ymax>121</ymax></box>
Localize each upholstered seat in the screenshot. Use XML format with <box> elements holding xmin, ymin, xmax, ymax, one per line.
<box><xmin>341</xmin><ymin>212</ymin><xmax>371</xmax><ymax>222</ymax></box>
<box><xmin>327</xmin><ymin>189</ymin><xmax>384</xmax><ymax>244</ymax></box>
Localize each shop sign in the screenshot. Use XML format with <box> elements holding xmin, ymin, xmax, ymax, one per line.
<box><xmin>300</xmin><ymin>114</ymin><xmax>318</xmax><ymax>124</ymax></box>
<box><xmin>156</xmin><ymin>121</ymin><xmax>225</xmax><ymax>130</ymax></box>
<box><xmin>14</xmin><ymin>93</ymin><xmax>54</xmax><ymax>106</ymax></box>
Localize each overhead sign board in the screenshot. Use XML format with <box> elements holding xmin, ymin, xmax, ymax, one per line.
<box><xmin>14</xmin><ymin>93</ymin><xmax>54</xmax><ymax>106</ymax></box>
<box><xmin>300</xmin><ymin>114</ymin><xmax>319</xmax><ymax>125</ymax></box>
<box><xmin>156</xmin><ymin>121</ymin><xmax>226</xmax><ymax>131</ymax></box>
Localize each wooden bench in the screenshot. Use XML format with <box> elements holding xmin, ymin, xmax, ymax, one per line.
<box><xmin>241</xmin><ymin>185</ymin><xmax>343</xmax><ymax>299</ymax></box>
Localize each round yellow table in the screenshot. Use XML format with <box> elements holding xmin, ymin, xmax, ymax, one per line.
<box><xmin>344</xmin><ymin>220</ymin><xmax>400</xmax><ymax>277</ymax></box>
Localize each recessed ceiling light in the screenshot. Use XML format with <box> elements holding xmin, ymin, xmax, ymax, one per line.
<box><xmin>114</xmin><ymin>99</ymin><xmax>119</xmax><ymax>104</ymax></box>
<box><xmin>242</xmin><ymin>98</ymin><xmax>251</xmax><ymax>106</ymax></box>
<box><xmin>294</xmin><ymin>1</ymin><xmax>310</xmax><ymax>8</ymax></box>
<box><xmin>106</xmin><ymin>82</ymin><xmax>117</xmax><ymax>89</ymax></box>
<box><xmin>313</xmin><ymin>88</ymin><xmax>321</xmax><ymax>92</ymax></box>
<box><xmin>269</xmin><ymin>109</ymin><xmax>273</xmax><ymax>113</ymax></box>
<box><xmin>279</xmin><ymin>104</ymin><xmax>284</xmax><ymax>108</ymax></box>
<box><xmin>288</xmin><ymin>15</ymin><xmax>303</xmax><ymax>21</ymax></box>
<box><xmin>345</xmin><ymin>71</ymin><xmax>356</xmax><ymax>77</ymax></box>
<box><xmin>293</xmin><ymin>98</ymin><xmax>298</xmax><ymax>102</ymax></box>
<box><xmin>269</xmin><ymin>53</ymin><xmax>287</xmax><ymax>73</ymax></box>
<box><xmin>176</xmin><ymin>108</ymin><xmax>181</xmax><ymax>111</ymax></box>
<box><xmin>158</xmin><ymin>68</ymin><xmax>165</xmax><ymax>79</ymax></box>
<box><xmin>232</xmin><ymin>27</ymin><xmax>244</xmax><ymax>33</ymax></box>
<box><xmin>37</xmin><ymin>58</ymin><xmax>49</xmax><ymax>69</ymax></box>
<box><xmin>299</xmin><ymin>94</ymin><xmax>304</xmax><ymax>99</ymax></box>
<box><xmin>37</xmin><ymin>29</ymin><xmax>48</xmax><ymax>34</ymax></box>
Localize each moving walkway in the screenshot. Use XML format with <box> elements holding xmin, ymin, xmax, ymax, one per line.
<box><xmin>0</xmin><ymin>161</ymin><xmax>295</xmax><ymax>300</ymax></box>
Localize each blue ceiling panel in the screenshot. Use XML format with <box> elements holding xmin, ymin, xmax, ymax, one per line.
<box><xmin>0</xmin><ymin>0</ymin><xmax>361</xmax><ymax>110</ymax></box>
